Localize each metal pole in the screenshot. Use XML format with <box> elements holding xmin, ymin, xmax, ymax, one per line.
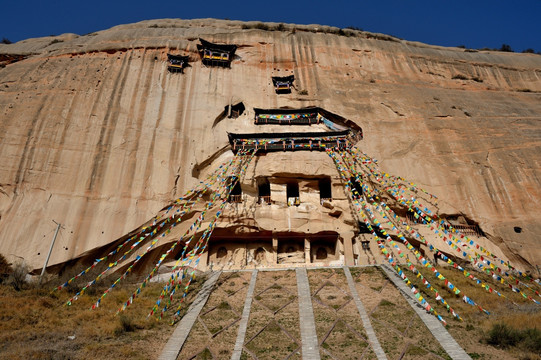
<box><xmin>39</xmin><ymin>221</ymin><xmax>61</xmax><ymax>284</ymax></box>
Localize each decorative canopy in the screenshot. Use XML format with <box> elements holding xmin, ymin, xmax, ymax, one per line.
<box><xmin>197</xmin><ymin>38</ymin><xmax>238</xmax><ymax>54</ymax></box>
<box><xmin>228</xmin><ymin>130</ymin><xmax>353</xmax><ymax>153</ymax></box>
<box><xmin>271</xmin><ymin>75</ymin><xmax>295</xmax><ymax>85</ymax></box>
<box><xmin>272</xmin><ymin>75</ymin><xmax>295</xmax><ymax>93</ymax></box>
<box><xmin>167</xmin><ymin>54</ymin><xmax>190</xmax><ymax>62</ymax></box>
<box><xmin>253</xmin><ymin>106</ymin><xmax>363</xmax><ymax>140</ymax></box>
<box><xmin>167</xmin><ymin>54</ymin><xmax>189</xmax><ymax>73</ymax></box>
<box><xmin>197</xmin><ymin>39</ymin><xmax>237</xmax><ymax>67</ymax></box>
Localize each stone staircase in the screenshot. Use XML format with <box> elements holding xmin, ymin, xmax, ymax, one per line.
<box><xmin>159</xmin><ymin>266</ymin><xmax>471</xmax><ymax>360</ymax></box>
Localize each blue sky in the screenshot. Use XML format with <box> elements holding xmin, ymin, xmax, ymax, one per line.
<box><xmin>2</xmin><ymin>0</ymin><xmax>540</xmax><ymax>52</ymax></box>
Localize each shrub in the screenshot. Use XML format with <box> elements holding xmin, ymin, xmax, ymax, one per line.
<box><xmin>0</xmin><ymin>253</ymin><xmax>12</xmax><ymax>284</ymax></box>
<box><xmin>254</xmin><ymin>23</ymin><xmax>270</xmax><ymax>31</ymax></box>
<box><xmin>198</xmin><ymin>348</ymin><xmax>213</xmax><ymax>360</ymax></box>
<box><xmin>521</xmin><ymin>328</ymin><xmax>541</xmax><ymax>353</ymax></box>
<box><xmin>452</xmin><ymin>74</ymin><xmax>469</xmax><ymax>80</ymax></box>
<box><xmin>379</xmin><ymin>299</ymin><xmax>394</xmax><ymax>306</ymax></box>
<box><xmin>114</xmin><ymin>314</ymin><xmax>136</xmax><ymax>335</ymax></box>
<box><xmin>486</xmin><ymin>323</ymin><xmax>520</xmax><ymax>348</ymax></box>
<box><xmin>243</xmin><ymin>22</ymin><xmax>287</xmax><ymax>32</ymax></box>
<box><xmin>1</xmin><ymin>37</ymin><xmax>12</xmax><ymax>44</ymax></box>
<box><xmin>522</xmin><ymin>48</ymin><xmax>535</xmax><ymax>54</ymax></box>
<box><xmin>500</xmin><ymin>44</ymin><xmax>513</xmax><ymax>52</ymax></box>
<box><xmin>8</xmin><ymin>261</ymin><xmax>28</xmax><ymax>291</ymax></box>
<box><xmin>486</xmin><ymin>323</ymin><xmax>541</xmax><ymax>352</ymax></box>
<box><xmin>217</xmin><ymin>301</ymin><xmax>230</xmax><ymax>310</ymax></box>
<box><xmin>298</xmin><ymin>89</ymin><xmax>308</xmax><ymax>95</ymax></box>
<box><xmin>274</xmin><ymin>23</ymin><xmax>285</xmax><ymax>32</ymax></box>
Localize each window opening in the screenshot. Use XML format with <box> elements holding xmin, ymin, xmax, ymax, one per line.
<box><xmin>228</xmin><ymin>178</ymin><xmax>242</xmax><ymax>203</ymax></box>
<box><xmin>287</xmin><ymin>182</ymin><xmax>300</xmax><ymax>206</ymax></box>
<box><xmin>350</xmin><ymin>176</ymin><xmax>363</xmax><ymax>198</ymax></box>
<box><xmin>226</xmin><ymin>102</ymin><xmax>245</xmax><ymax>119</ymax></box>
<box><xmin>319</xmin><ymin>178</ymin><xmax>332</xmax><ymax>203</ymax></box>
<box><xmin>358</xmin><ymin>222</ymin><xmax>371</xmax><ymax>234</ymax></box>
<box><xmin>316</xmin><ymin>247</ymin><xmax>328</xmax><ymax>260</ymax></box>
<box><xmin>258</xmin><ymin>178</ymin><xmax>271</xmax><ymax>204</ymax></box>
<box><xmin>254</xmin><ymin>247</ymin><xmax>266</xmax><ymax>262</ymax></box>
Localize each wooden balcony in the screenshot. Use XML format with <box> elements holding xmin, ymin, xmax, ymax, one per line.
<box><xmin>228</xmin><ymin>194</ymin><xmax>242</xmax><ymax>203</ymax></box>
<box><xmin>259</xmin><ymin>196</ymin><xmax>271</xmax><ymax>204</ymax></box>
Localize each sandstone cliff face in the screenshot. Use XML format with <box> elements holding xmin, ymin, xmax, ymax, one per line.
<box><xmin>0</xmin><ymin>19</ymin><xmax>540</xmax><ymax>271</ymax></box>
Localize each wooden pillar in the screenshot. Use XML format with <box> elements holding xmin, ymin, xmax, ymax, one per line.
<box><xmin>272</xmin><ymin>235</ymin><xmax>278</xmax><ymax>265</ymax></box>
<box><xmin>304</xmin><ymin>238</ymin><xmax>311</xmax><ymax>265</ymax></box>
<box><xmin>342</xmin><ymin>231</ymin><xmax>355</xmax><ymax>266</ymax></box>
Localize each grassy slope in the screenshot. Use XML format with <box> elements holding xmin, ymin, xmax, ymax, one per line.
<box><xmin>0</xmin><ymin>278</ymin><xmax>203</xmax><ymax>360</ymax></box>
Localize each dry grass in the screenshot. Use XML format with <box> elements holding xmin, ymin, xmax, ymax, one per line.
<box><xmin>243</xmin><ymin>271</ymin><xmax>301</xmax><ymax>359</ymax></box>
<box><xmin>178</xmin><ymin>271</ymin><xmax>252</xmax><ymax>359</ymax></box>
<box><xmin>2</xmin><ymin>264</ymin><xmax>538</xmax><ymax>359</ymax></box>
<box><xmin>401</xmin><ymin>263</ymin><xmax>541</xmax><ymax>359</ymax></box>
<box><xmin>352</xmin><ymin>266</ymin><xmax>450</xmax><ymax>359</ymax></box>
<box><xmin>0</xmin><ymin>277</ymin><xmax>203</xmax><ymax>360</ymax></box>
<box><xmin>308</xmin><ymin>268</ymin><xmax>376</xmax><ymax>359</ymax></box>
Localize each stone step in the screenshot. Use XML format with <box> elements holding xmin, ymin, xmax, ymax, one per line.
<box><xmin>158</xmin><ymin>271</ymin><xmax>221</xmax><ymax>360</ymax></box>
<box><xmin>231</xmin><ymin>269</ymin><xmax>258</xmax><ymax>360</ymax></box>
<box><xmin>296</xmin><ymin>267</ymin><xmax>321</xmax><ymax>360</ymax></box>
<box><xmin>344</xmin><ymin>266</ymin><xmax>388</xmax><ymax>360</ymax></box>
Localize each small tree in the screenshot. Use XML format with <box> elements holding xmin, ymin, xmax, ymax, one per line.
<box><xmin>500</xmin><ymin>44</ymin><xmax>513</xmax><ymax>52</ymax></box>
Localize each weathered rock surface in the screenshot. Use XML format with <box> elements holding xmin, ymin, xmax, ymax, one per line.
<box><xmin>0</xmin><ymin>19</ymin><xmax>540</xmax><ymax>272</ymax></box>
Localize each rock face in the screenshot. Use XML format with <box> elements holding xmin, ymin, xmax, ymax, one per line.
<box><xmin>0</xmin><ymin>19</ymin><xmax>540</xmax><ymax>273</ymax></box>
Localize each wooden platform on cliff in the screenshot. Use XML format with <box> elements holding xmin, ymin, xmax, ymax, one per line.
<box><xmin>197</xmin><ymin>38</ymin><xmax>237</xmax><ymax>68</ymax></box>
<box><xmin>272</xmin><ymin>75</ymin><xmax>295</xmax><ymax>94</ymax></box>
<box><xmin>167</xmin><ymin>54</ymin><xmax>189</xmax><ymax>73</ymax></box>
<box><xmin>227</xmin><ymin>130</ymin><xmax>353</xmax><ymax>153</ymax></box>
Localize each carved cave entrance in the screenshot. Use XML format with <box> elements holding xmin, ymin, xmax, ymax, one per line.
<box><xmin>207</xmin><ymin>232</ymin><xmax>341</xmax><ymax>270</ymax></box>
